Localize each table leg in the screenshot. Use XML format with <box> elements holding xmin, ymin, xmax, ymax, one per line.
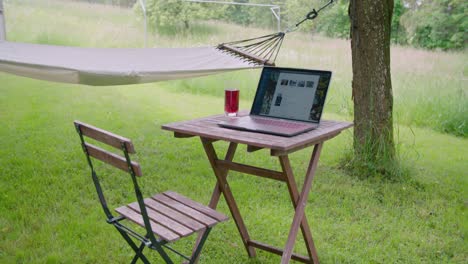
<box><xmin>207</xmin><ymin>141</ymin><xmax>238</xmax><ymax>209</ymax></box>
<box><xmin>189</xmin><ymin>142</ymin><xmax>239</xmax><ymax>264</ymax></box>
<box><xmin>201</xmin><ymin>138</ymin><xmax>257</xmax><ymax>258</ymax></box>
<box><xmin>280</xmin><ymin>143</ymin><xmax>323</xmax><ymax>264</ymax></box>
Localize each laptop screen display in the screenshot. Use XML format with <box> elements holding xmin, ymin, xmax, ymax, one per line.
<box><xmin>251</xmin><ymin>67</ymin><xmax>332</xmax><ymax>122</ymax></box>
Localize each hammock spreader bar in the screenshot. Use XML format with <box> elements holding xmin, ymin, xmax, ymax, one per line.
<box><xmin>217</xmin><ymin>32</ymin><xmax>284</xmax><ymax>66</ymax></box>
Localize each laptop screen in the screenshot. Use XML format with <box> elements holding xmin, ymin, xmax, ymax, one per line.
<box><xmin>250</xmin><ymin>67</ymin><xmax>332</xmax><ymax>123</ymax></box>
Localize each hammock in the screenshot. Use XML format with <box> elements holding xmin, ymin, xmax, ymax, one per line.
<box><xmin>0</xmin><ymin>42</ymin><xmax>258</xmax><ymax>86</ymax></box>
<box><xmin>0</xmin><ymin>32</ymin><xmax>289</xmax><ymax>86</ymax></box>
<box><xmin>0</xmin><ymin>1</ymin><xmax>333</xmax><ymax>86</ymax></box>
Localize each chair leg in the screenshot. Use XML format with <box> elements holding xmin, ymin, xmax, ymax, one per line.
<box><xmin>115</xmin><ymin>227</ymin><xmax>151</xmax><ymax>264</ymax></box>
<box><xmin>152</xmin><ymin>243</ymin><xmax>174</xmax><ymax>264</ymax></box>
<box><xmin>188</xmin><ymin>228</ymin><xmax>212</xmax><ymax>264</ymax></box>
<box><xmin>131</xmin><ymin>241</ymin><xmax>148</xmax><ymax>264</ymax></box>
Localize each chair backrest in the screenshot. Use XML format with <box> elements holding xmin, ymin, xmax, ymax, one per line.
<box><xmin>74</xmin><ymin>121</ymin><xmax>156</xmax><ymax>243</ymax></box>
<box><xmin>74</xmin><ymin>120</ymin><xmax>142</xmax><ymax>176</ymax></box>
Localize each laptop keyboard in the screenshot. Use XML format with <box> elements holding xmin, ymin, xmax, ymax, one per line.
<box><xmin>251</xmin><ymin>117</ymin><xmax>309</xmax><ymax>129</ymax></box>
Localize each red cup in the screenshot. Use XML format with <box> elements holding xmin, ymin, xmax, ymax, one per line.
<box><xmin>224</xmin><ymin>89</ymin><xmax>239</xmax><ymax>117</ymax></box>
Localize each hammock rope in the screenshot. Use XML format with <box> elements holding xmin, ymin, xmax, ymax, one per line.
<box><xmin>217</xmin><ymin>0</ymin><xmax>334</xmax><ymax>66</ymax></box>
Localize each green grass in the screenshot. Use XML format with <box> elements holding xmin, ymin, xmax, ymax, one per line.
<box><xmin>1</xmin><ymin>74</ymin><xmax>467</xmax><ymax>263</ymax></box>
<box><xmin>1</xmin><ymin>1</ymin><xmax>467</xmax><ymax>263</ymax></box>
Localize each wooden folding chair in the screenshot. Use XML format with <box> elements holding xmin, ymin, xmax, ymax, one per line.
<box><xmin>74</xmin><ymin>121</ymin><xmax>228</xmax><ymax>264</ymax></box>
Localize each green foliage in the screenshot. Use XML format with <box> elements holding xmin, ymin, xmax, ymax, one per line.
<box><xmin>75</xmin><ymin>0</ymin><xmax>136</xmax><ymax>7</ymax></box>
<box><xmin>218</xmin><ymin>0</ymin><xmax>282</xmax><ymax>29</ymax></box>
<box><xmin>140</xmin><ymin>0</ymin><xmax>466</xmax><ymax>50</ymax></box>
<box><xmin>400</xmin><ymin>0</ymin><xmax>467</xmax><ymax>49</ymax></box>
<box><xmin>392</xmin><ymin>0</ymin><xmax>408</xmax><ymax>44</ymax></box>
<box><xmin>144</xmin><ymin>0</ymin><xmax>283</xmax><ymax>33</ymax></box>
<box><xmin>310</xmin><ymin>0</ymin><xmax>466</xmax><ymax>50</ymax></box>
<box><xmin>225</xmin><ymin>0</ymin><xmax>251</xmax><ymax>25</ymax></box>
<box><xmin>145</xmin><ymin>0</ymin><xmax>203</xmax><ymax>32</ymax></box>
<box><xmin>313</xmin><ymin>0</ymin><xmax>350</xmax><ymax>38</ymax></box>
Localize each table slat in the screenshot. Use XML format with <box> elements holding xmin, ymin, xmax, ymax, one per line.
<box><xmin>162</xmin><ymin>113</ymin><xmax>352</xmax><ymax>155</ymax></box>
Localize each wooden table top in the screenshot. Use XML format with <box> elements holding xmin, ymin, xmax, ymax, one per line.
<box><xmin>162</xmin><ymin>112</ymin><xmax>353</xmax><ymax>156</ymax></box>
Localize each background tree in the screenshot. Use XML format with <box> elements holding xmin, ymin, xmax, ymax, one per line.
<box><xmin>225</xmin><ymin>0</ymin><xmax>252</xmax><ymax>25</ymax></box>
<box><xmin>391</xmin><ymin>0</ymin><xmax>407</xmax><ymax>44</ymax></box>
<box><xmin>135</xmin><ymin>0</ymin><xmax>465</xmax><ymax>50</ymax></box>
<box><xmin>314</xmin><ymin>0</ymin><xmax>350</xmax><ymax>39</ymax></box>
<box><xmin>400</xmin><ymin>0</ymin><xmax>467</xmax><ymax>49</ymax></box>
<box><xmin>144</xmin><ymin>0</ymin><xmax>203</xmax><ymax>32</ymax></box>
<box><xmin>348</xmin><ymin>0</ymin><xmax>396</xmax><ymax>176</ymax></box>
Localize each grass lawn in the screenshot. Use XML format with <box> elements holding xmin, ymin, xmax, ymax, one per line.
<box><xmin>0</xmin><ymin>1</ymin><xmax>467</xmax><ymax>263</ymax></box>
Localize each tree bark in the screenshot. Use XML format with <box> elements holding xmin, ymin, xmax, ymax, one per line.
<box><xmin>349</xmin><ymin>0</ymin><xmax>395</xmax><ymax>170</ymax></box>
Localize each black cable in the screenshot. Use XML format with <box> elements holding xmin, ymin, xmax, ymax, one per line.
<box><xmin>292</xmin><ymin>0</ymin><xmax>334</xmax><ymax>29</ymax></box>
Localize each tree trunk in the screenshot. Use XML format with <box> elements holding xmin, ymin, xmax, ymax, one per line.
<box><xmin>349</xmin><ymin>0</ymin><xmax>395</xmax><ymax>172</ymax></box>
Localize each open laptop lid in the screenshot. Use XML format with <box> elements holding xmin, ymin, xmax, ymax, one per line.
<box><xmin>250</xmin><ymin>66</ymin><xmax>332</xmax><ymax>123</ymax></box>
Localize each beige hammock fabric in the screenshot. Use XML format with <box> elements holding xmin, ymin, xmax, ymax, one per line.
<box><xmin>0</xmin><ymin>41</ymin><xmax>261</xmax><ymax>86</ymax></box>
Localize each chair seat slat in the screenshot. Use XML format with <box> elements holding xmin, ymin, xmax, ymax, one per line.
<box><xmin>163</xmin><ymin>191</ymin><xmax>229</xmax><ymax>222</ymax></box>
<box><xmin>143</xmin><ymin>198</ymin><xmax>207</xmax><ymax>231</ymax></box>
<box><xmin>115</xmin><ymin>206</ymin><xmax>180</xmax><ymax>242</ymax></box>
<box><xmin>127</xmin><ymin>202</ymin><xmax>193</xmax><ymax>237</ymax></box>
<box><xmin>151</xmin><ymin>194</ymin><xmax>218</xmax><ymax>227</ymax></box>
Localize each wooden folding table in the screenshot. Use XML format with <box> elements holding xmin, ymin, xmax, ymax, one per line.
<box><xmin>162</xmin><ymin>113</ymin><xmax>352</xmax><ymax>263</ymax></box>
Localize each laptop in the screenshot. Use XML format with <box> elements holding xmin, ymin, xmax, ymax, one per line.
<box><xmin>218</xmin><ymin>66</ymin><xmax>332</xmax><ymax>137</ymax></box>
